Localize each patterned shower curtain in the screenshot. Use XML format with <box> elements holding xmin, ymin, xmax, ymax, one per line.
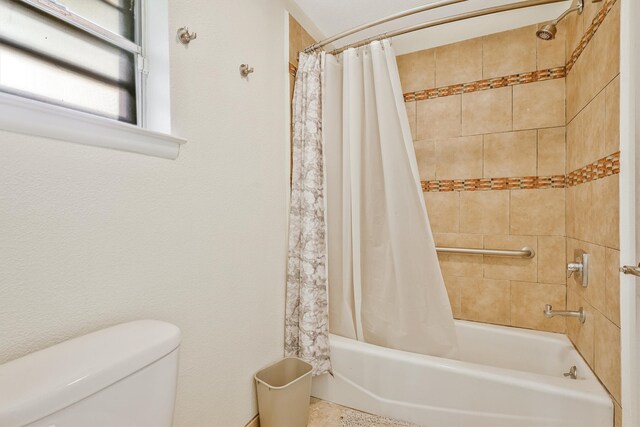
<box><xmin>284</xmin><ymin>52</ymin><xmax>332</xmax><ymax>376</ymax></box>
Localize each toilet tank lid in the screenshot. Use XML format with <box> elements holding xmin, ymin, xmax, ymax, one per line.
<box><xmin>0</xmin><ymin>320</ymin><xmax>181</xmax><ymax>427</ymax></box>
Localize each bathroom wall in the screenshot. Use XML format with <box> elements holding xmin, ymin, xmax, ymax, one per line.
<box><xmin>0</xmin><ymin>1</ymin><xmax>290</xmax><ymax>426</ymax></box>
<box><xmin>398</xmin><ymin>0</ymin><xmax>621</xmax><ymax>424</ymax></box>
<box><xmin>564</xmin><ymin>0</ymin><xmax>621</xmax><ymax>423</ymax></box>
<box><xmin>398</xmin><ymin>23</ymin><xmax>568</xmax><ymax>334</ymax></box>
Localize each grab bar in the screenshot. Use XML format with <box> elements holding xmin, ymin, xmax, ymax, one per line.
<box><xmin>435</xmin><ymin>246</ymin><xmax>535</xmax><ymax>259</ymax></box>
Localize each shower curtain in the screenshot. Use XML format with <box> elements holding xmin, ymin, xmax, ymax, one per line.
<box><xmin>285</xmin><ymin>52</ymin><xmax>332</xmax><ymax>376</ymax></box>
<box><xmin>323</xmin><ymin>40</ymin><xmax>458</xmax><ymax>358</ymax></box>
<box><xmin>286</xmin><ymin>41</ymin><xmax>457</xmax><ymax>376</ymax></box>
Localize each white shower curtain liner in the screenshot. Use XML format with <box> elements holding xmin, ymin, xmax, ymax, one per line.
<box><xmin>286</xmin><ymin>41</ymin><xmax>457</xmax><ymax>376</ymax></box>
<box><xmin>323</xmin><ymin>40</ymin><xmax>458</xmax><ymax>358</ymax></box>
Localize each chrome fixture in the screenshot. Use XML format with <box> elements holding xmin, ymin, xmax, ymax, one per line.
<box><xmin>536</xmin><ymin>0</ymin><xmax>584</xmax><ymax>41</ymax></box>
<box><xmin>621</xmin><ymin>262</ymin><xmax>640</xmax><ymax>277</ymax></box>
<box><xmin>436</xmin><ymin>246</ymin><xmax>535</xmax><ymax>259</ymax></box>
<box><xmin>177</xmin><ymin>27</ymin><xmax>197</xmax><ymax>45</ymax></box>
<box><xmin>567</xmin><ymin>252</ymin><xmax>590</xmax><ymax>288</ymax></box>
<box><xmin>544</xmin><ymin>304</ymin><xmax>586</xmax><ymax>323</ymax></box>
<box><xmin>239</xmin><ymin>64</ymin><xmax>255</xmax><ymax>77</ymax></box>
<box><xmin>564</xmin><ymin>365</ymin><xmax>578</xmax><ymax>380</ymax></box>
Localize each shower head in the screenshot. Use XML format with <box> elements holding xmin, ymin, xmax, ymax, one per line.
<box><xmin>536</xmin><ymin>0</ymin><xmax>584</xmax><ymax>41</ymax></box>
<box><xmin>536</xmin><ymin>23</ymin><xmax>557</xmax><ymax>40</ymax></box>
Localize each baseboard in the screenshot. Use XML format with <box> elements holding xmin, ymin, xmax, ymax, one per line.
<box><xmin>245</xmin><ymin>414</ymin><xmax>260</xmax><ymax>427</ymax></box>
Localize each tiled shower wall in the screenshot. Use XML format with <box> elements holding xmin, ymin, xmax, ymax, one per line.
<box><xmin>398</xmin><ymin>0</ymin><xmax>621</xmax><ymax>423</ymax></box>
<box><xmin>398</xmin><ymin>24</ymin><xmax>569</xmax><ymax>334</ymax></box>
<box><xmin>564</xmin><ymin>0</ymin><xmax>621</xmax><ymax>423</ymax></box>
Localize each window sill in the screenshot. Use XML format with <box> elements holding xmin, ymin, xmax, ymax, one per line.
<box><xmin>0</xmin><ymin>92</ymin><xmax>186</xmax><ymax>159</ymax></box>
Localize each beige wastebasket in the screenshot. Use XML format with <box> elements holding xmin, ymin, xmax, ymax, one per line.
<box><xmin>255</xmin><ymin>357</ymin><xmax>313</xmax><ymax>427</ymax></box>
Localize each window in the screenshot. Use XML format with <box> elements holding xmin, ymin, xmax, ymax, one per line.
<box><xmin>0</xmin><ymin>0</ymin><xmax>142</xmax><ymax>123</ymax></box>
<box><xmin>0</xmin><ymin>0</ymin><xmax>184</xmax><ymax>159</ymax></box>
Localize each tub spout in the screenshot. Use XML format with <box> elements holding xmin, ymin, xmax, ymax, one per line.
<box><xmin>544</xmin><ymin>304</ymin><xmax>585</xmax><ymax>323</ymax></box>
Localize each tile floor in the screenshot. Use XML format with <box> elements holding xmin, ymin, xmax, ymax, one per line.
<box><xmin>308</xmin><ymin>398</ymin><xmax>420</xmax><ymax>427</ymax></box>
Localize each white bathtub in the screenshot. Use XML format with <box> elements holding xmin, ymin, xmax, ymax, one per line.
<box><xmin>312</xmin><ymin>320</ymin><xmax>612</xmax><ymax>427</ymax></box>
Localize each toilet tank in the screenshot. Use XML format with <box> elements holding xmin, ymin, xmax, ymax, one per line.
<box><xmin>0</xmin><ymin>320</ymin><xmax>181</xmax><ymax>427</ymax></box>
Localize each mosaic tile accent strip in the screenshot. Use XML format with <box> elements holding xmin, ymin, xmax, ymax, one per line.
<box><xmin>566</xmin><ymin>152</ymin><xmax>620</xmax><ymax>186</ymax></box>
<box><xmin>566</xmin><ymin>0</ymin><xmax>618</xmax><ymax>73</ymax></box>
<box><xmin>422</xmin><ymin>175</ymin><xmax>566</xmax><ymax>192</ymax></box>
<box><xmin>403</xmin><ymin>67</ymin><xmax>566</xmax><ymax>102</ymax></box>
<box><xmin>421</xmin><ymin>152</ymin><xmax>620</xmax><ymax>192</ymax></box>
<box><xmin>289</xmin><ymin>62</ymin><xmax>298</xmax><ymax>77</ymax></box>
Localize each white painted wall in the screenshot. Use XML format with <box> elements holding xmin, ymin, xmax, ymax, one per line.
<box><xmin>0</xmin><ymin>0</ymin><xmax>289</xmax><ymax>425</ymax></box>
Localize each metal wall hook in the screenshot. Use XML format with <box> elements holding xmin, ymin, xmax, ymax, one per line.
<box><xmin>177</xmin><ymin>27</ymin><xmax>197</xmax><ymax>45</ymax></box>
<box><xmin>239</xmin><ymin>64</ymin><xmax>254</xmax><ymax>77</ymax></box>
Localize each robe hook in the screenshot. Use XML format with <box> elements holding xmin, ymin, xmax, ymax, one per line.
<box><xmin>177</xmin><ymin>27</ymin><xmax>197</xmax><ymax>45</ymax></box>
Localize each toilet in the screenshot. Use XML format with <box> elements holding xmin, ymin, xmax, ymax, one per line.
<box><xmin>0</xmin><ymin>320</ymin><xmax>181</xmax><ymax>427</ymax></box>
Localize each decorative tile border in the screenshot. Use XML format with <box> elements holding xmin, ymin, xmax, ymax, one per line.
<box><xmin>566</xmin><ymin>0</ymin><xmax>617</xmax><ymax>73</ymax></box>
<box><xmin>421</xmin><ymin>152</ymin><xmax>620</xmax><ymax>192</ymax></box>
<box><xmin>402</xmin><ymin>0</ymin><xmax>617</xmax><ymax>102</ymax></box>
<box><xmin>289</xmin><ymin>62</ymin><xmax>297</xmax><ymax>77</ymax></box>
<box><xmin>403</xmin><ymin>67</ymin><xmax>566</xmax><ymax>102</ymax></box>
<box><xmin>566</xmin><ymin>151</ymin><xmax>620</xmax><ymax>186</ymax></box>
<box><xmin>422</xmin><ymin>175</ymin><xmax>566</xmax><ymax>192</ymax></box>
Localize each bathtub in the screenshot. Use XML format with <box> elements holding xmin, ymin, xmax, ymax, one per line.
<box><xmin>311</xmin><ymin>320</ymin><xmax>612</xmax><ymax>427</ymax></box>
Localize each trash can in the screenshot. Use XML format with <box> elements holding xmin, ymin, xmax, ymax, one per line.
<box><xmin>254</xmin><ymin>357</ymin><xmax>313</xmax><ymax>427</ymax></box>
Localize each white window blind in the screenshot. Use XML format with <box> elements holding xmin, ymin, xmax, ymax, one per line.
<box><xmin>0</xmin><ymin>0</ymin><xmax>141</xmax><ymax>124</ymax></box>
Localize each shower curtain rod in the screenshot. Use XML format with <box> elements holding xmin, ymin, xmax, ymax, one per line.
<box><xmin>304</xmin><ymin>0</ymin><xmax>468</xmax><ymax>53</ymax></box>
<box><xmin>314</xmin><ymin>0</ymin><xmax>567</xmax><ymax>55</ymax></box>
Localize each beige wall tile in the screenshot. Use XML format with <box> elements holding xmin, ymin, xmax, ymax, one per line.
<box><xmin>462</xmin><ymin>87</ymin><xmax>512</xmax><ymax>135</ymax></box>
<box><xmin>417</xmin><ymin>96</ymin><xmax>461</xmax><ymax>140</ymax></box>
<box><xmin>538</xmin><ymin>127</ymin><xmax>566</xmax><ymax>176</ymax></box>
<box><xmin>513</xmin><ymin>78</ymin><xmax>565</xmax><ymax>130</ymax></box>
<box><xmin>443</xmin><ymin>276</ymin><xmax>466</xmax><ymax>318</ymax></box>
<box><xmin>605</xmin><ymin>248</ymin><xmax>621</xmax><ymax>327</ymax></box>
<box><xmin>583</xmin><ymin>0</ymin><xmax>605</xmax><ymax>30</ymax></box>
<box><xmin>605</xmin><ymin>75</ymin><xmax>621</xmax><ymax>155</ymax></box>
<box><xmin>582</xmin><ymin>91</ymin><xmax>607</xmax><ymax>167</ymax></box>
<box><xmin>563</xmin><ymin>3</ymin><xmax>584</xmax><ymax>61</ymax></box>
<box><xmin>567</xmin><ymin>180</ymin><xmax>591</xmax><ymax>242</ymax></box>
<box><xmin>567</xmin><ymin>289</ymin><xmax>595</xmax><ymax>366</ymax></box>
<box><xmin>289</xmin><ymin>15</ymin><xmax>302</xmax><ymax>66</ymax></box>
<box><xmin>614</xmin><ymin>401</ymin><xmax>622</xmax><ymax>427</ymax></box>
<box><xmin>537</xmin><ymin>22</ymin><xmax>566</xmax><ymax>70</ymax></box>
<box><xmin>511</xmin><ymin>281</ymin><xmax>566</xmax><ymax>333</ymax></box>
<box><xmin>566</xmin><ymin>176</ymin><xmax>620</xmax><ymax>249</ymax></box>
<box><xmin>594</xmin><ymin>311</ymin><xmax>621</xmax><ymax>403</ymax></box>
<box><xmin>591</xmin><ymin>175</ymin><xmax>620</xmax><ymax>249</ymax></box>
<box><xmin>538</xmin><ymin>236</ymin><xmax>567</xmax><ymax>285</ymax></box>
<box><xmin>483</xmin><ymin>26</ymin><xmax>537</xmax><ymax>79</ymax></box>
<box><xmin>460</xmin><ymin>278</ymin><xmax>511</xmax><ymax>325</ymax></box>
<box><xmin>590</xmin><ymin>0</ymin><xmax>620</xmax><ymax>98</ymax></box>
<box><xmin>566</xmin><ymin>107</ymin><xmax>583</xmax><ymax>172</ymax></box>
<box><xmin>566</xmin><ymin>184</ymin><xmax>577</xmax><ymax>238</ymax></box>
<box><xmin>460</xmin><ymin>191</ymin><xmax>509</xmax><ymax>235</ymax></box>
<box><xmin>510</xmin><ymin>188</ymin><xmax>565</xmax><ymax>236</ymax></box>
<box><xmin>435</xmin><ymin>38</ymin><xmax>483</xmax><ymax>87</ymax></box>
<box><xmin>566</xmin><ymin>55</ymin><xmax>586</xmax><ymax>123</ymax></box>
<box><xmin>435</xmin><ymin>233</ymin><xmax>483</xmax><ymax>278</ymax></box>
<box><xmin>424</xmin><ymin>191</ymin><xmax>459</xmax><ymax>233</ymax></box>
<box><xmin>406</xmin><ymin>102</ymin><xmax>417</xmax><ymax>141</ymax></box>
<box><xmin>397</xmin><ymin>49</ymin><xmax>436</xmax><ymax>93</ymax></box>
<box><xmin>435</xmin><ymin>136</ymin><xmax>483</xmax><ymax>179</ymax></box>
<box><xmin>483</xmin><ymin>131</ymin><xmax>537</xmax><ymax>178</ymax></box>
<box><xmin>483</xmin><ymin>235</ymin><xmax>538</xmax><ymax>282</ymax></box>
<box><xmin>434</xmin><ymin>233</ymin><xmax>483</xmax><ymax>249</ymax></box>
<box><xmin>414</xmin><ymin>139</ymin><xmax>435</xmax><ymax>181</ymax></box>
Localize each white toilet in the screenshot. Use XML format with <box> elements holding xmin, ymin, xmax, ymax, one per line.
<box><xmin>0</xmin><ymin>320</ymin><xmax>181</xmax><ymax>427</ymax></box>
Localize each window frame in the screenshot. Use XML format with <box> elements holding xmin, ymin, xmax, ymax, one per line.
<box><xmin>0</xmin><ymin>0</ymin><xmax>185</xmax><ymax>159</ymax></box>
